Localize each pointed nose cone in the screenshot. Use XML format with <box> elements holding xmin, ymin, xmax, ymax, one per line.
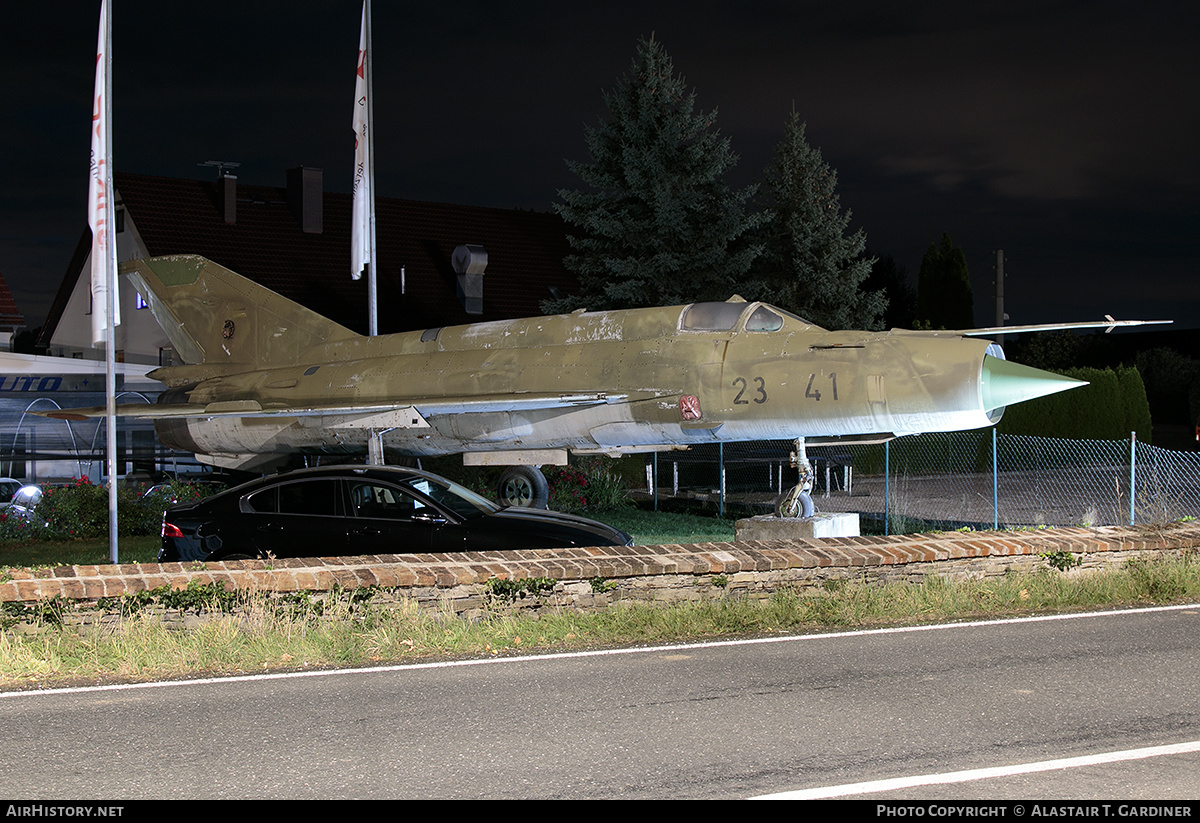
<box><xmin>981</xmin><ymin>355</ymin><xmax>1087</xmax><ymax>411</ymax></box>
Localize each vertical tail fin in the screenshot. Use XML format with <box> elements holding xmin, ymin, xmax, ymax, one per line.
<box><xmin>122</xmin><ymin>255</ymin><xmax>361</xmax><ymax>372</ymax></box>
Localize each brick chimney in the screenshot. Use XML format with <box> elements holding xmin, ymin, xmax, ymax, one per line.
<box><xmin>287</xmin><ymin>166</ymin><xmax>323</xmax><ymax>234</ymax></box>
<box><xmin>218</xmin><ymin>173</ymin><xmax>237</xmax><ymax>225</ymax></box>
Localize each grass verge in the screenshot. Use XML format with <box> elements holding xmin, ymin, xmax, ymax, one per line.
<box><xmin>1</xmin><ymin>553</ymin><xmax>1198</xmax><ymax>690</ymax></box>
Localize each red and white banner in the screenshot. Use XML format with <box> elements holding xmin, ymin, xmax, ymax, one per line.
<box><xmin>351</xmin><ymin>1</ymin><xmax>371</xmax><ymax>280</ymax></box>
<box><xmin>89</xmin><ymin>0</ymin><xmax>118</xmax><ymax>346</ymax></box>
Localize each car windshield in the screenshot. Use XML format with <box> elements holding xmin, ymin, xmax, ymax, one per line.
<box><xmin>401</xmin><ymin>476</ymin><xmax>500</xmax><ymax>519</ymax></box>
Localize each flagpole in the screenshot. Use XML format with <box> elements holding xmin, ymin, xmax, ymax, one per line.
<box><xmin>91</xmin><ymin>0</ymin><xmax>119</xmax><ymax>563</ymax></box>
<box><xmin>366</xmin><ymin>0</ymin><xmax>378</xmax><ymax>337</ymax></box>
<box><xmin>104</xmin><ymin>0</ymin><xmax>118</xmax><ymax>563</ymax></box>
<box><xmin>352</xmin><ymin>0</ymin><xmax>379</xmax><ymax>336</ymax></box>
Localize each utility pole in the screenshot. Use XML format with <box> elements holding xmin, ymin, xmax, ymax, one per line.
<box><xmin>994</xmin><ymin>249</ymin><xmax>1006</xmax><ymax>346</ymax></box>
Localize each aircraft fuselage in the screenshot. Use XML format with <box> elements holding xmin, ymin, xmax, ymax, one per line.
<box><xmin>42</xmin><ymin>256</ymin><xmax>1082</xmax><ymax>475</ymax></box>
<box><xmin>154</xmin><ymin>300</ymin><xmax>1010</xmax><ymax>468</ymax></box>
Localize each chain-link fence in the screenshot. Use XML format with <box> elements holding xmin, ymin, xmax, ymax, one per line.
<box><xmin>642</xmin><ymin>432</ymin><xmax>1200</xmax><ymax>533</ymax></box>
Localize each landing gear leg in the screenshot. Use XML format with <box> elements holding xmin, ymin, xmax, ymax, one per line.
<box><xmin>775</xmin><ymin>437</ymin><xmax>816</xmax><ymax>518</ymax></box>
<box><xmin>367</xmin><ymin>429</ymin><xmax>390</xmax><ymax>466</ymax></box>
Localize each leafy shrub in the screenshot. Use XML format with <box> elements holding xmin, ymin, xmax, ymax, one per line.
<box><xmin>543</xmin><ymin>458</ymin><xmax>630</xmax><ymax>513</ymax></box>
<box><xmin>0</xmin><ymin>477</ymin><xmax>223</xmax><ymax>542</ymax></box>
<box><xmin>997</xmin><ymin>365</ymin><xmax>1152</xmax><ymax>442</ymax></box>
<box><xmin>23</xmin><ymin>478</ymin><xmax>146</xmax><ymax>540</ymax></box>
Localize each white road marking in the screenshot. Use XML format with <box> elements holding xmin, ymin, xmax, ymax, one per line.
<box><xmin>751</xmin><ymin>739</ymin><xmax>1200</xmax><ymax>799</ymax></box>
<box><xmin>1</xmin><ymin>602</ymin><xmax>1195</xmax><ymax>699</ymax></box>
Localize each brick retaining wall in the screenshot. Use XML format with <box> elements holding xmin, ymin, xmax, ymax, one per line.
<box><xmin>2</xmin><ymin>524</ymin><xmax>1197</xmax><ymax>619</ymax></box>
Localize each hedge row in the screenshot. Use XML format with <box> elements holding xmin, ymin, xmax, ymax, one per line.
<box><xmin>995</xmin><ymin>365</ymin><xmax>1152</xmax><ymax>442</ymax></box>
<box><xmin>0</xmin><ymin>478</ymin><xmax>218</xmax><ymax>542</ymax></box>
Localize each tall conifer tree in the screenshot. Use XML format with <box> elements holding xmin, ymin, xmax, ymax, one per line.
<box><xmin>916</xmin><ymin>233</ymin><xmax>975</xmax><ymax>329</ymax></box>
<box><xmin>545</xmin><ymin>36</ymin><xmax>765</xmax><ymax>312</ymax></box>
<box><xmin>752</xmin><ymin>112</ymin><xmax>885</xmax><ymax>330</ymax></box>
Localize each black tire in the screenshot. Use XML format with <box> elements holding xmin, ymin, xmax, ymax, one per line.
<box><xmin>775</xmin><ymin>488</ymin><xmax>815</xmax><ymax>518</ymax></box>
<box><xmin>498</xmin><ymin>466</ymin><xmax>550</xmax><ymax>509</ymax></box>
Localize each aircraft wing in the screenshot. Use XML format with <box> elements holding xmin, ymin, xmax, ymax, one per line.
<box><xmin>36</xmin><ymin>391</ymin><xmax>632</xmax><ymax>423</ymax></box>
<box><xmin>958</xmin><ymin>316</ymin><xmax>1172</xmax><ymax>336</ymax></box>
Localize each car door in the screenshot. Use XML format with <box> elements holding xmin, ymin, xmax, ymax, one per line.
<box><xmin>240</xmin><ymin>478</ymin><xmax>349</xmax><ymax>558</ymax></box>
<box><xmin>345</xmin><ymin>479</ymin><xmax>438</xmax><ymax>555</ymax></box>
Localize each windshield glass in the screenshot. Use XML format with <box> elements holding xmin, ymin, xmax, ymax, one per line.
<box><xmin>402</xmin><ymin>476</ymin><xmax>499</xmax><ymax>519</ymax></box>
<box><xmin>745</xmin><ymin>306</ymin><xmax>784</xmax><ymax>332</ymax></box>
<box><xmin>773</xmin><ymin>306</ymin><xmax>816</xmax><ymax>326</ymax></box>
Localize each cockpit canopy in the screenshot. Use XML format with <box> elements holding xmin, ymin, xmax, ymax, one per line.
<box><xmin>680</xmin><ymin>301</ymin><xmax>815</xmax><ymax>333</ymax></box>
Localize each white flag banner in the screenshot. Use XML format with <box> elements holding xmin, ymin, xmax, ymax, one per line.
<box><xmin>351</xmin><ymin>1</ymin><xmax>371</xmax><ymax>280</ymax></box>
<box><xmin>89</xmin><ymin>0</ymin><xmax>118</xmax><ymax>346</ymax></box>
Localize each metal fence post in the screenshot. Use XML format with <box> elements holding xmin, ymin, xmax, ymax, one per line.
<box><xmin>1130</xmin><ymin>431</ymin><xmax>1137</xmax><ymax>526</ymax></box>
<box><xmin>719</xmin><ymin>442</ymin><xmax>725</xmax><ymax>519</ymax></box>
<box><xmin>653</xmin><ymin>452</ymin><xmax>658</xmax><ymax>512</ymax></box>
<box><xmin>993</xmin><ymin>427</ymin><xmax>999</xmax><ymax>530</ymax></box>
<box><xmin>885</xmin><ymin>440</ymin><xmax>891</xmax><ymax>536</ymax></box>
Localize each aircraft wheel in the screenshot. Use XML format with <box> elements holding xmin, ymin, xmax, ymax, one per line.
<box><xmin>498</xmin><ymin>466</ymin><xmax>550</xmax><ymax>509</ymax></box>
<box><xmin>775</xmin><ymin>487</ymin><xmax>815</xmax><ymax>519</ymax></box>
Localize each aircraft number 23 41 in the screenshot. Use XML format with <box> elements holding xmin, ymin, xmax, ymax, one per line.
<box><xmin>731</xmin><ymin>373</ymin><xmax>839</xmax><ymax>405</ymax></box>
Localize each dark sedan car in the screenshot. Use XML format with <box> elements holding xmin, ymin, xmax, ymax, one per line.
<box><xmin>158</xmin><ymin>465</ymin><xmax>633</xmax><ymax>562</ymax></box>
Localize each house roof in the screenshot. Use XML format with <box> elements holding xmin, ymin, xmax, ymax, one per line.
<box><xmin>43</xmin><ymin>171</ymin><xmax>577</xmax><ymax>341</ymax></box>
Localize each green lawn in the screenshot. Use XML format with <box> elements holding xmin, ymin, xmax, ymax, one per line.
<box><xmin>0</xmin><ymin>535</ymin><xmax>161</xmax><ymax>568</ymax></box>
<box><xmin>601</xmin><ymin>508</ymin><xmax>736</xmax><ymax>545</ymax></box>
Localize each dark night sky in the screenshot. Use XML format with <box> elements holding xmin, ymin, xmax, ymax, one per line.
<box><xmin>2</xmin><ymin>0</ymin><xmax>1197</xmax><ymax>332</ymax></box>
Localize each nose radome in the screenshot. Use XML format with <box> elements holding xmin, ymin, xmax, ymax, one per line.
<box><xmin>980</xmin><ymin>355</ymin><xmax>1087</xmax><ymax>412</ymax></box>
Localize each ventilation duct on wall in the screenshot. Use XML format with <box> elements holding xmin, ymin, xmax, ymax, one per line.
<box><xmin>452</xmin><ymin>244</ymin><xmax>488</xmax><ymax>315</ymax></box>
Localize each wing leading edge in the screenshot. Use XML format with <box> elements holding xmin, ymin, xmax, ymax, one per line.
<box><xmin>37</xmin><ymin>391</ymin><xmax>632</xmax><ymax>423</ymax></box>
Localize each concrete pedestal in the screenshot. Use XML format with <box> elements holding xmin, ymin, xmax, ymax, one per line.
<box><xmin>734</xmin><ymin>512</ymin><xmax>861</xmax><ymax>541</ymax></box>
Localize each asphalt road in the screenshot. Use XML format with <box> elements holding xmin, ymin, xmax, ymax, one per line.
<box><xmin>3</xmin><ymin>605</ymin><xmax>1199</xmax><ymax>800</ymax></box>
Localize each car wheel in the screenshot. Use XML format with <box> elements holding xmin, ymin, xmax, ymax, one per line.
<box><xmin>498</xmin><ymin>466</ymin><xmax>549</xmax><ymax>509</ymax></box>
